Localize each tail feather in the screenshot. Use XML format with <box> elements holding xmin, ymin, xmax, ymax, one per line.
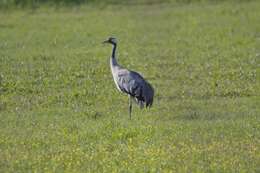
<box><xmin>132</xmin><ymin>81</ymin><xmax>154</xmax><ymax>108</ymax></box>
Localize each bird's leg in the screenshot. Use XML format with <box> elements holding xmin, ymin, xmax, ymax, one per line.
<box><xmin>128</xmin><ymin>95</ymin><xmax>132</xmax><ymax>119</ymax></box>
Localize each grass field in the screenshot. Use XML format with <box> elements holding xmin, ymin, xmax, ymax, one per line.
<box><xmin>0</xmin><ymin>1</ymin><xmax>260</xmax><ymax>172</ymax></box>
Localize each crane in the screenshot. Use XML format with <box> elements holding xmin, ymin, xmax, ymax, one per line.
<box><xmin>103</xmin><ymin>37</ymin><xmax>154</xmax><ymax>119</ymax></box>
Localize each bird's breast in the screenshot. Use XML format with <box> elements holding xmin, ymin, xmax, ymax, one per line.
<box><xmin>112</xmin><ymin>73</ymin><xmax>122</xmax><ymax>92</ymax></box>
<box><xmin>110</xmin><ymin>60</ymin><xmax>123</xmax><ymax>92</ymax></box>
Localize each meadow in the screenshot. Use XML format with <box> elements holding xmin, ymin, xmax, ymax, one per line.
<box><xmin>0</xmin><ymin>0</ymin><xmax>259</xmax><ymax>172</ymax></box>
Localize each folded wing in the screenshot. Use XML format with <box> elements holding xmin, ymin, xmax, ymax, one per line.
<box><xmin>117</xmin><ymin>70</ymin><xmax>154</xmax><ymax>108</ymax></box>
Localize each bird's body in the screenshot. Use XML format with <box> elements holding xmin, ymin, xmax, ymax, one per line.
<box><xmin>103</xmin><ymin>37</ymin><xmax>154</xmax><ymax>119</ymax></box>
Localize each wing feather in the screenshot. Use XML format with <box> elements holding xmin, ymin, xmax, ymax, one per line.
<box><xmin>117</xmin><ymin>70</ymin><xmax>154</xmax><ymax>108</ymax></box>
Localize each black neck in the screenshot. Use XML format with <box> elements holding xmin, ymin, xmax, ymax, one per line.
<box><xmin>112</xmin><ymin>43</ymin><xmax>117</xmax><ymax>58</ymax></box>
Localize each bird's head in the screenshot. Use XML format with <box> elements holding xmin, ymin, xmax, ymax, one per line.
<box><xmin>103</xmin><ymin>37</ymin><xmax>117</xmax><ymax>45</ymax></box>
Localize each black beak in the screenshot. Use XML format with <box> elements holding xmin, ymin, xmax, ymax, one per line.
<box><xmin>102</xmin><ymin>40</ymin><xmax>109</xmax><ymax>44</ymax></box>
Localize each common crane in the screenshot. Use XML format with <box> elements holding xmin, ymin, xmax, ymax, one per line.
<box><xmin>103</xmin><ymin>37</ymin><xmax>154</xmax><ymax>119</ymax></box>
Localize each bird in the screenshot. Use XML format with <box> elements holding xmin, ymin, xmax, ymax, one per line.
<box><xmin>103</xmin><ymin>37</ymin><xmax>154</xmax><ymax>119</ymax></box>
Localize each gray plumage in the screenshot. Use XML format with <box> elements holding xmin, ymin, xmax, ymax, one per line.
<box><xmin>103</xmin><ymin>37</ymin><xmax>154</xmax><ymax>119</ymax></box>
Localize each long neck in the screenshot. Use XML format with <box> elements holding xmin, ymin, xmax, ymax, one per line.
<box><xmin>111</xmin><ymin>43</ymin><xmax>117</xmax><ymax>59</ymax></box>
<box><xmin>110</xmin><ymin>43</ymin><xmax>119</xmax><ymax>67</ymax></box>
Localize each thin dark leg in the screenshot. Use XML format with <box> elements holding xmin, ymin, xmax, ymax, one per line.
<box><xmin>129</xmin><ymin>95</ymin><xmax>132</xmax><ymax>119</ymax></box>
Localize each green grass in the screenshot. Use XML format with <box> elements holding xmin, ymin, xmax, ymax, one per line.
<box><xmin>0</xmin><ymin>1</ymin><xmax>260</xmax><ymax>172</ymax></box>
